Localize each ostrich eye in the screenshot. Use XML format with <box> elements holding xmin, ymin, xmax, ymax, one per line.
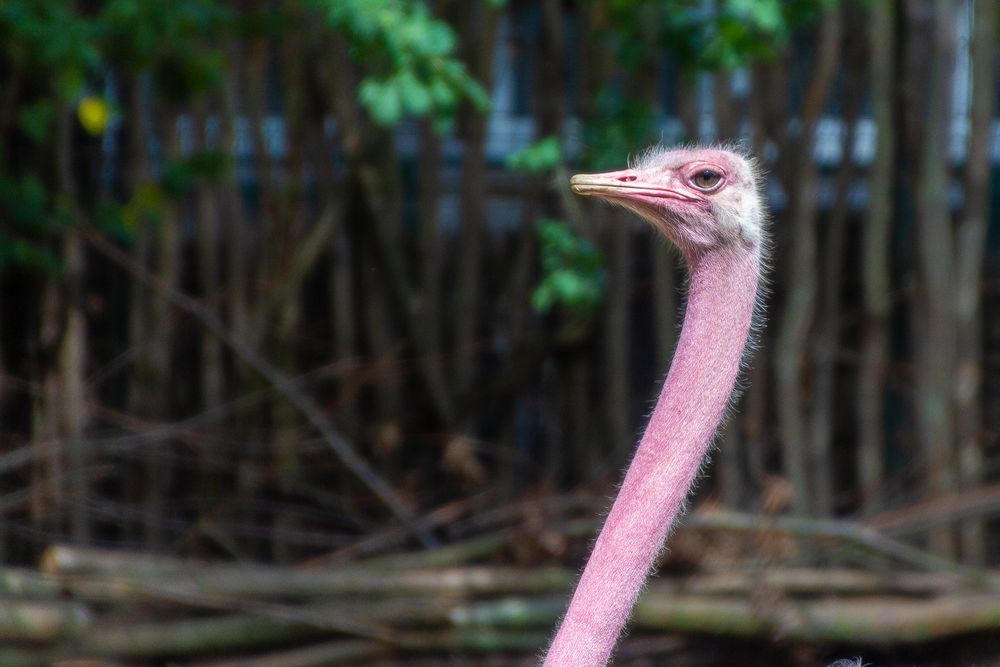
<box><xmin>690</xmin><ymin>169</ymin><xmax>723</xmax><ymax>191</ymax></box>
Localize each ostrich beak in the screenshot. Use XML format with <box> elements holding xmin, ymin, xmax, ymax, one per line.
<box><xmin>570</xmin><ymin>170</ymin><xmax>696</xmax><ymax>202</ymax></box>
<box><xmin>570</xmin><ymin>170</ymin><xmax>638</xmax><ymax>196</ymax></box>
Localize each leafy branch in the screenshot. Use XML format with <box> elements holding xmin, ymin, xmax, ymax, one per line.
<box><xmin>311</xmin><ymin>0</ymin><xmax>489</xmax><ymax>126</ymax></box>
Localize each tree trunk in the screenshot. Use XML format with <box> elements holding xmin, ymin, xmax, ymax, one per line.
<box><xmin>712</xmin><ymin>71</ymin><xmax>735</xmax><ymax>142</ymax></box>
<box><xmin>858</xmin><ymin>0</ymin><xmax>897</xmax><ymax>516</ymax></box>
<box><xmin>746</xmin><ymin>64</ymin><xmax>775</xmax><ymax>500</ymax></box>
<box><xmin>708</xmin><ymin>64</ymin><xmax>747</xmax><ymax>507</ymax></box>
<box><xmin>32</xmin><ymin>278</ymin><xmax>62</xmax><ymax>539</ymax></box>
<box><xmin>322</xmin><ymin>37</ymin><xmax>455</xmax><ymax>430</ymax></box>
<box><xmin>955</xmin><ymin>0</ymin><xmax>996</xmax><ymax>564</ymax></box>
<box><xmin>221</xmin><ymin>39</ymin><xmax>256</xmax><ymax>552</ymax></box>
<box><xmin>142</xmin><ymin>113</ymin><xmax>181</xmax><ymax>549</ymax></box>
<box><xmin>910</xmin><ymin>0</ymin><xmax>959</xmax><ymax>557</ymax></box>
<box><xmin>453</xmin><ymin>2</ymin><xmax>500</xmax><ymax>399</ymax></box>
<box><xmin>603</xmin><ymin>210</ymin><xmax>631</xmax><ymax>471</ymax></box>
<box><xmin>193</xmin><ymin>103</ymin><xmax>226</xmax><ymax>530</ymax></box>
<box><xmin>60</xmin><ymin>234</ymin><xmax>88</xmax><ymax>541</ymax></box>
<box><xmin>811</xmin><ymin>24</ymin><xmax>865</xmax><ymax>516</ymax></box>
<box><xmin>417</xmin><ymin>119</ymin><xmax>442</xmax><ymax>426</ymax></box>
<box><xmin>125</xmin><ymin>75</ymin><xmax>179</xmax><ymax>549</ymax></box>
<box><xmin>272</xmin><ymin>8</ymin><xmax>308</xmax><ymax>560</ymax></box>
<box><xmin>774</xmin><ymin>6</ymin><xmax>841</xmax><ymax>515</ymax></box>
<box><xmin>651</xmin><ymin>240</ymin><xmax>678</xmax><ymax>366</ymax></box>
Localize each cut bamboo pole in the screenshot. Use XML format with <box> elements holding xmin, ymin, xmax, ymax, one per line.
<box><xmin>186</xmin><ymin>640</ymin><xmax>390</xmax><ymax>667</ymax></box>
<box><xmin>5</xmin><ymin>561</ymin><xmax>1000</xmax><ymax>656</ymax></box>
<box><xmin>0</xmin><ymin>568</ymin><xmax>61</xmax><ymax>599</ymax></box>
<box><xmin>78</xmin><ymin>613</ymin><xmax>328</xmax><ymax>658</ymax></box>
<box><xmin>462</xmin><ymin>593</ymin><xmax>1000</xmax><ymax>644</ymax></box>
<box><xmin>0</xmin><ymin>648</ymin><xmax>54</xmax><ymax>667</ymax></box>
<box><xmin>684</xmin><ymin>510</ymin><xmax>994</xmax><ymax>584</ymax></box>
<box><xmin>52</xmin><ymin>566</ymin><xmax>572</xmax><ymax>604</ymax></box>
<box><xmin>60</xmin><ymin>592</ymin><xmax>1000</xmax><ymax>658</ymax></box>
<box><xmin>0</xmin><ymin>600</ymin><xmax>90</xmax><ymax>642</ymax></box>
<box><xmin>41</xmin><ymin>545</ymin><xmax>193</xmax><ymax>577</ymax></box>
<box><xmin>27</xmin><ymin>565</ymin><xmax>990</xmax><ymax>609</ymax></box>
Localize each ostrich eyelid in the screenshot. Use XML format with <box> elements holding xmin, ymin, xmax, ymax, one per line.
<box><xmin>690</xmin><ymin>169</ymin><xmax>724</xmax><ymax>191</ymax></box>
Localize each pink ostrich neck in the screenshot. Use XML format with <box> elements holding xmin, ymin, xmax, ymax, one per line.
<box><xmin>544</xmin><ymin>244</ymin><xmax>760</xmax><ymax>667</ymax></box>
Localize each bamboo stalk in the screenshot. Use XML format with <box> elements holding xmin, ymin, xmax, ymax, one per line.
<box><xmin>13</xmin><ymin>552</ymin><xmax>1000</xmax><ymax>657</ymax></box>
<box><xmin>684</xmin><ymin>510</ymin><xmax>993</xmax><ymax>583</ymax></box>
<box><xmin>458</xmin><ymin>593</ymin><xmax>1000</xmax><ymax>644</ymax></box>
<box><xmin>774</xmin><ymin>5</ymin><xmax>842</xmax><ymax>516</ymax></box>
<box><xmin>46</xmin><ymin>563</ymin><xmax>997</xmax><ymax>605</ymax></box>
<box><xmin>186</xmin><ymin>640</ymin><xmax>390</xmax><ymax>667</ymax></box>
<box><xmin>397</xmin><ymin>627</ymin><xmax>550</xmax><ymax>653</ymax></box>
<box><xmin>41</xmin><ymin>545</ymin><xmax>193</xmax><ymax>577</ymax></box>
<box><xmin>46</xmin><ymin>506</ymin><xmax>994</xmax><ymax>592</ymax></box>
<box><xmin>0</xmin><ymin>568</ymin><xmax>61</xmax><ymax>599</ymax></box>
<box><xmin>59</xmin><ymin>591</ymin><xmax>1000</xmax><ymax>658</ymax></box>
<box><xmin>633</xmin><ymin>593</ymin><xmax>1000</xmax><ymax>643</ymax></box>
<box><xmin>78</xmin><ymin>612</ymin><xmax>331</xmax><ymax>658</ymax></box>
<box><xmin>858</xmin><ymin>0</ymin><xmax>895</xmax><ymax>517</ymax></box>
<box><xmin>0</xmin><ymin>601</ymin><xmax>90</xmax><ymax>642</ymax></box>
<box><xmin>0</xmin><ymin>648</ymin><xmax>53</xmax><ymax>667</ymax></box>
<box><xmin>359</xmin><ymin>533</ymin><xmax>512</xmax><ymax>569</ymax></box>
<box><xmin>644</xmin><ymin>568</ymin><xmax>975</xmax><ymax>597</ymax></box>
<box><xmin>955</xmin><ymin>0</ymin><xmax>998</xmax><ymax>566</ymax></box>
<box><xmin>47</xmin><ymin>565</ymin><xmax>574</xmax><ymax>602</ymax></box>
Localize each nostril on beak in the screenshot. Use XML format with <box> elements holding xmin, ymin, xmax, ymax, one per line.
<box><xmin>618</xmin><ymin>175</ymin><xmax>637</xmax><ymax>182</ymax></box>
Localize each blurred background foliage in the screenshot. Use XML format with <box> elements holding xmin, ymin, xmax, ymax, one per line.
<box><xmin>1</xmin><ymin>0</ymin><xmax>999</xmax><ymax>663</ymax></box>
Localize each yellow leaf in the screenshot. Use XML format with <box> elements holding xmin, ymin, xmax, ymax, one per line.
<box><xmin>77</xmin><ymin>96</ymin><xmax>110</xmax><ymax>136</ymax></box>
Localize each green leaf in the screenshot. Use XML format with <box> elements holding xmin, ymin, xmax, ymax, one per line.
<box><xmin>187</xmin><ymin>150</ymin><xmax>230</xmax><ymax>181</ymax></box>
<box><xmin>17</xmin><ymin>100</ymin><xmax>54</xmax><ymax>143</ymax></box>
<box><xmin>359</xmin><ymin>78</ymin><xmax>403</xmax><ymax>126</ymax></box>
<box><xmin>162</xmin><ymin>160</ymin><xmax>194</xmax><ymax>198</ymax></box>
<box><xmin>56</xmin><ymin>67</ymin><xmax>85</xmax><ymax>100</ymax></box>
<box><xmin>397</xmin><ymin>71</ymin><xmax>432</xmax><ymax>115</ymax></box>
<box><xmin>0</xmin><ymin>231</ymin><xmax>60</xmax><ymax>273</ymax></box>
<box><xmin>125</xmin><ymin>182</ymin><xmax>166</xmax><ymax>229</ymax></box>
<box><xmin>95</xmin><ymin>198</ymin><xmax>132</xmax><ymax>240</ymax></box>
<box><xmin>505</xmin><ymin>137</ymin><xmax>562</xmax><ymax>174</ymax></box>
<box><xmin>532</xmin><ymin>219</ymin><xmax>606</xmax><ymax>316</ymax></box>
<box><xmin>0</xmin><ymin>173</ymin><xmax>48</xmax><ymax>228</ymax></box>
<box><xmin>429</xmin><ymin>76</ymin><xmax>456</xmax><ymax>108</ymax></box>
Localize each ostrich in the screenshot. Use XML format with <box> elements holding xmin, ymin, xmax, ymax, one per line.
<box><xmin>544</xmin><ymin>146</ymin><xmax>767</xmax><ymax>666</ymax></box>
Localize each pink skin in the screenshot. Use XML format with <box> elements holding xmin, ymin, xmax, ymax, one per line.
<box><xmin>544</xmin><ymin>147</ymin><xmax>766</xmax><ymax>666</ymax></box>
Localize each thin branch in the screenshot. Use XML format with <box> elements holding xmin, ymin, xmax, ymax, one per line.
<box><xmin>82</xmin><ymin>230</ymin><xmax>437</xmax><ymax>549</ymax></box>
<box><xmin>686</xmin><ymin>510</ymin><xmax>991</xmax><ymax>585</ymax></box>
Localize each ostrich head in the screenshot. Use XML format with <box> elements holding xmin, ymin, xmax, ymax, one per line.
<box><xmin>570</xmin><ymin>146</ymin><xmax>764</xmax><ymax>257</ymax></box>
